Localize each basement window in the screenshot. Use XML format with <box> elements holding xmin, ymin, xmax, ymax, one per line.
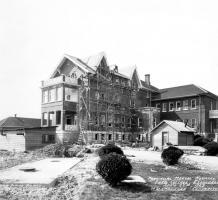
<box><xmin>42</xmin><ymin>134</ymin><xmax>55</xmax><ymax>144</ymax></box>
<box><xmin>16</xmin><ymin>132</ymin><xmax>24</xmax><ymax>136</ymax></box>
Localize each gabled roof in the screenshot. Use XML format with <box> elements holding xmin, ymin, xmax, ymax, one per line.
<box><xmin>65</xmin><ymin>54</ymin><xmax>96</xmax><ymax>74</ymax></box>
<box><xmin>51</xmin><ymin>54</ymin><xmax>96</xmax><ymax>78</ymax></box>
<box><xmin>154</xmin><ymin>84</ymin><xmax>212</xmax><ymax>100</ymax></box>
<box><xmin>141</xmin><ymin>80</ymin><xmax>159</xmax><ymax>93</ymax></box>
<box><xmin>130</xmin><ymin>67</ymin><xmax>143</xmax><ymax>88</ymax></box>
<box><xmin>81</xmin><ymin>51</ymin><xmax>108</xmax><ymax>70</ymax></box>
<box><xmin>0</xmin><ymin>117</ymin><xmax>41</xmax><ymax>129</ymax></box>
<box><xmin>151</xmin><ymin>120</ymin><xmax>195</xmax><ymax>134</ymax></box>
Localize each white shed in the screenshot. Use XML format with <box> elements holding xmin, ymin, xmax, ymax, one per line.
<box><xmin>150</xmin><ymin>120</ymin><xmax>195</xmax><ymax>150</ymax></box>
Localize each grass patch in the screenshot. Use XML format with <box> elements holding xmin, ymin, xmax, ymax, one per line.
<box><xmin>79</xmin><ymin>162</ymin><xmax>218</xmax><ymax>200</ymax></box>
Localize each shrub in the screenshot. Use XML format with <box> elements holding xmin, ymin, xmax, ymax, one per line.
<box><xmin>193</xmin><ymin>136</ymin><xmax>210</xmax><ymax>146</ymax></box>
<box><xmin>98</xmin><ymin>143</ymin><xmax>124</xmax><ymax>158</ymax></box>
<box><xmin>161</xmin><ymin>146</ymin><xmax>184</xmax><ymax>166</ymax></box>
<box><xmin>96</xmin><ymin>153</ymin><xmax>132</xmax><ymax>187</ymax></box>
<box><xmin>204</xmin><ymin>141</ymin><xmax>218</xmax><ymax>156</ymax></box>
<box><xmin>194</xmin><ymin>134</ymin><xmax>202</xmax><ymax>140</ymax></box>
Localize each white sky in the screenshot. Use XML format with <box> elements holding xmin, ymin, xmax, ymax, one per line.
<box><xmin>0</xmin><ymin>0</ymin><xmax>218</xmax><ymax>119</ymax></box>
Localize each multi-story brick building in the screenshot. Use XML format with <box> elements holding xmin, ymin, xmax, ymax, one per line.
<box><xmin>41</xmin><ymin>52</ymin><xmax>160</xmax><ymax>144</ymax></box>
<box><xmin>152</xmin><ymin>84</ymin><xmax>218</xmax><ymax>138</ymax></box>
<box><xmin>41</xmin><ymin>52</ymin><xmax>218</xmax><ymax>144</ymax></box>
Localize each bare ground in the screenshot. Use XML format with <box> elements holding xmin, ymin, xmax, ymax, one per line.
<box><xmin>1</xmin><ymin>148</ymin><xmax>218</xmax><ymax>199</ymax></box>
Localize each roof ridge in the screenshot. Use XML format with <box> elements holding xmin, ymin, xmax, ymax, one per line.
<box><xmin>194</xmin><ymin>84</ymin><xmax>208</xmax><ymax>93</ymax></box>
<box><xmin>0</xmin><ymin>117</ymin><xmax>9</xmax><ymax>127</ymax></box>
<box><xmin>160</xmin><ymin>84</ymin><xmax>194</xmax><ymax>91</ymax></box>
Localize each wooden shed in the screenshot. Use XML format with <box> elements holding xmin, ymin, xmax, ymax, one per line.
<box><xmin>0</xmin><ymin>116</ymin><xmax>56</xmax><ymax>151</ymax></box>
<box><xmin>150</xmin><ymin>120</ymin><xmax>195</xmax><ymax>150</ymax></box>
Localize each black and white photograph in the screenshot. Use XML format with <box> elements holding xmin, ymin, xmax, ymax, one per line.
<box><xmin>0</xmin><ymin>0</ymin><xmax>218</xmax><ymax>199</ymax></box>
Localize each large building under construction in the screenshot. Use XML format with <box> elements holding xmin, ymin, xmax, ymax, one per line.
<box><xmin>41</xmin><ymin>52</ymin><xmax>160</xmax><ymax>144</ymax></box>
<box><xmin>41</xmin><ymin>51</ymin><xmax>218</xmax><ymax>145</ymax></box>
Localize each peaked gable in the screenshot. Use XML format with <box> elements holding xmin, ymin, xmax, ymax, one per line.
<box><xmin>81</xmin><ymin>52</ymin><xmax>108</xmax><ymax>70</ymax></box>
<box><xmin>130</xmin><ymin>67</ymin><xmax>142</xmax><ymax>89</ymax></box>
<box><xmin>50</xmin><ymin>55</ymin><xmax>95</xmax><ymax>79</ymax></box>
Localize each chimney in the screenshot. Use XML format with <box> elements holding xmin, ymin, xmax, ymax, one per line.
<box><xmin>114</xmin><ymin>65</ymin><xmax>118</xmax><ymax>73</ymax></box>
<box><xmin>144</xmin><ymin>74</ymin><xmax>150</xmax><ymax>85</ymax></box>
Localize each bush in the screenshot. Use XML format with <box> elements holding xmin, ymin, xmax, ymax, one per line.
<box><xmin>193</xmin><ymin>136</ymin><xmax>210</xmax><ymax>146</ymax></box>
<box><xmin>204</xmin><ymin>141</ymin><xmax>218</xmax><ymax>156</ymax></box>
<box><xmin>96</xmin><ymin>153</ymin><xmax>132</xmax><ymax>187</ymax></box>
<box><xmin>194</xmin><ymin>134</ymin><xmax>202</xmax><ymax>140</ymax></box>
<box><xmin>161</xmin><ymin>146</ymin><xmax>184</xmax><ymax>166</ymax></box>
<box><xmin>98</xmin><ymin>143</ymin><xmax>124</xmax><ymax>158</ymax></box>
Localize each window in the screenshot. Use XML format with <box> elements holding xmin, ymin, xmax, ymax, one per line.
<box><xmin>153</xmin><ymin>118</ymin><xmax>157</xmax><ymax>128</ymax></box>
<box><xmin>190</xmin><ymin>118</ymin><xmax>197</xmax><ymax>128</ymax></box>
<box><xmin>132</xmin><ymin>99</ymin><xmax>136</xmax><ymax>107</ymax></box>
<box><xmin>162</xmin><ymin>103</ymin><xmax>167</xmax><ymax>112</ymax></box>
<box><xmin>42</xmin><ymin>113</ymin><xmax>48</xmax><ymax>126</ymax></box>
<box><xmin>95</xmin><ymin>91</ymin><xmax>99</xmax><ymax>100</ymax></box>
<box><xmin>127</xmin><ymin>118</ymin><xmax>131</xmax><ymax>128</ymax></box>
<box><xmin>191</xmin><ymin>99</ymin><xmax>196</xmax><ymax>109</ymax></box>
<box><xmin>138</xmin><ymin>118</ymin><xmax>143</xmax><ymax>127</ymax></box>
<box><xmin>122</xmin><ymin>134</ymin><xmax>125</xmax><ymax>141</ymax></box>
<box><xmin>49</xmin><ymin>89</ymin><xmax>56</xmax><ymax>102</ymax></box>
<box><xmin>146</xmin><ymin>91</ymin><xmax>150</xmax><ymax>98</ymax></box>
<box><xmin>100</xmin><ymin>115</ymin><xmax>105</xmax><ymax>125</ymax></box>
<box><xmin>101</xmin><ymin>134</ymin><xmax>105</xmax><ymax>140</ymax></box>
<box><xmin>101</xmin><ymin>93</ymin><xmax>105</xmax><ymax>100</ymax></box>
<box><xmin>156</xmin><ymin>103</ymin><xmax>161</xmax><ymax>109</ymax></box>
<box><xmin>66</xmin><ymin>114</ymin><xmax>76</xmax><ymax>125</ymax></box>
<box><xmin>71</xmin><ymin>72</ymin><xmax>77</xmax><ymax>79</ymax></box>
<box><xmin>169</xmin><ymin>102</ymin><xmax>174</xmax><ymax>111</ymax></box>
<box><xmin>42</xmin><ymin>134</ymin><xmax>55</xmax><ymax>143</ymax></box>
<box><xmin>108</xmin><ymin>134</ymin><xmax>112</xmax><ymax>141</ymax></box>
<box><xmin>65</xmin><ymin>87</ymin><xmax>78</xmax><ymax>102</ymax></box>
<box><xmin>56</xmin><ymin>87</ymin><xmax>62</xmax><ymax>101</ymax></box>
<box><xmin>115</xmin><ymin>78</ymin><xmax>119</xmax><ymax>84</ymax></box>
<box><xmin>95</xmin><ymin>133</ymin><xmax>98</xmax><ymax>140</ymax></box>
<box><xmin>56</xmin><ymin>111</ymin><xmax>61</xmax><ymax>125</ymax></box>
<box><xmin>48</xmin><ymin>112</ymin><xmax>54</xmax><ymax>126</ymax></box>
<box><xmin>176</xmin><ymin>101</ymin><xmax>181</xmax><ymax>111</ymax></box>
<box><xmin>42</xmin><ymin>90</ymin><xmax>48</xmax><ymax>103</ymax></box>
<box><xmin>121</xmin><ymin>117</ymin><xmax>125</xmax><ymax>128</ymax></box>
<box><xmin>183</xmin><ymin>100</ymin><xmax>188</xmax><ymax>110</ymax></box>
<box><xmin>116</xmin><ymin>134</ymin><xmax>119</xmax><ymax>140</ymax></box>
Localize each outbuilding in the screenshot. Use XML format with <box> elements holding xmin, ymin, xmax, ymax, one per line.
<box><xmin>150</xmin><ymin>120</ymin><xmax>195</xmax><ymax>150</ymax></box>
<box><xmin>0</xmin><ymin>116</ymin><xmax>56</xmax><ymax>152</ymax></box>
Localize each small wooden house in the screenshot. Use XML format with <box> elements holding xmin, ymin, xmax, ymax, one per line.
<box><xmin>0</xmin><ymin>116</ymin><xmax>56</xmax><ymax>152</ymax></box>
<box><xmin>150</xmin><ymin>120</ymin><xmax>195</xmax><ymax>150</ymax></box>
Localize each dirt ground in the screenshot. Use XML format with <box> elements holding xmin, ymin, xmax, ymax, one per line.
<box><xmin>1</xmin><ymin>148</ymin><xmax>218</xmax><ymax>199</ymax></box>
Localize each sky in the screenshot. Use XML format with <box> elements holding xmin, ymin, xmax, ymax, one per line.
<box><xmin>0</xmin><ymin>0</ymin><xmax>218</xmax><ymax>120</ymax></box>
